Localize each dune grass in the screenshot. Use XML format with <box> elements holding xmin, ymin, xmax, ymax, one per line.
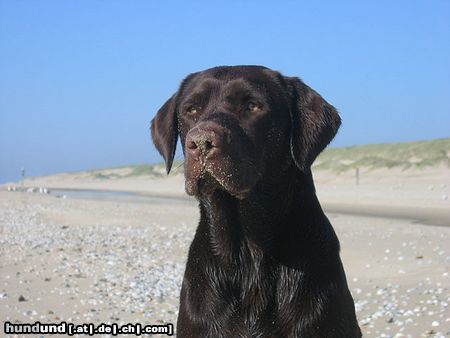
<box><xmin>124</xmin><ymin>161</ymin><xmax>185</xmax><ymax>177</ymax></box>
<box><xmin>313</xmin><ymin>138</ymin><xmax>450</xmax><ymax>173</ymax></box>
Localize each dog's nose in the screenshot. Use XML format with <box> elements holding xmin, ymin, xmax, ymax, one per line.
<box><xmin>186</xmin><ymin>127</ymin><xmax>223</xmax><ymax>159</ymax></box>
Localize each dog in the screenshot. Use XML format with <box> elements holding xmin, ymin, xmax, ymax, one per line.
<box><xmin>151</xmin><ymin>65</ymin><xmax>361</xmax><ymax>337</ymax></box>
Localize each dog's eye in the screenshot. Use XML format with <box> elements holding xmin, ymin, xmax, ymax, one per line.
<box><xmin>247</xmin><ymin>102</ymin><xmax>261</xmax><ymax>113</ymax></box>
<box><xmin>187</xmin><ymin>105</ymin><xmax>201</xmax><ymax>115</ymax></box>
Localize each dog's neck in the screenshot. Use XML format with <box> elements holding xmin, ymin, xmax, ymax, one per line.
<box><xmin>198</xmin><ymin>163</ymin><xmax>328</xmax><ymax>265</ymax></box>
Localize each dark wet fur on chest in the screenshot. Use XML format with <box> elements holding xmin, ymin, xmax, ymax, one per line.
<box><xmin>178</xmin><ymin>172</ymin><xmax>359</xmax><ymax>337</ymax></box>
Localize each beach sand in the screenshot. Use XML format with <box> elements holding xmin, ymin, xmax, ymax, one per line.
<box><xmin>1</xmin><ymin>166</ymin><xmax>449</xmax><ymax>337</ymax></box>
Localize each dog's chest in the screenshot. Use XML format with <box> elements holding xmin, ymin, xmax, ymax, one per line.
<box><xmin>218</xmin><ymin>250</ymin><xmax>281</xmax><ymax>334</ymax></box>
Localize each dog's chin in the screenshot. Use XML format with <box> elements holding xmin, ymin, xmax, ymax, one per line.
<box><xmin>185</xmin><ymin>172</ymin><xmax>252</xmax><ymax>200</ymax></box>
<box><xmin>185</xmin><ymin>172</ymin><xmax>218</xmax><ymax>198</ymax></box>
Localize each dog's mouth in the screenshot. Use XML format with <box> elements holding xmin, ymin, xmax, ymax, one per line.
<box><xmin>185</xmin><ymin>164</ymin><xmax>253</xmax><ymax>200</ymax></box>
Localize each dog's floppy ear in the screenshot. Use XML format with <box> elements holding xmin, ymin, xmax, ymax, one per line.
<box><xmin>151</xmin><ymin>72</ymin><xmax>198</xmax><ymax>174</ymax></box>
<box><xmin>285</xmin><ymin>76</ymin><xmax>341</xmax><ymax>170</ymax></box>
<box><xmin>150</xmin><ymin>94</ymin><xmax>178</xmax><ymax>174</ymax></box>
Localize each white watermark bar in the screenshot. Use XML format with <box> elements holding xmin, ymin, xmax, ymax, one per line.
<box><xmin>4</xmin><ymin>321</ymin><xmax>174</xmax><ymax>336</ymax></box>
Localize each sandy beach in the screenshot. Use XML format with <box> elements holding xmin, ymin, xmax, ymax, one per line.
<box><xmin>1</xmin><ymin>165</ymin><xmax>449</xmax><ymax>337</ymax></box>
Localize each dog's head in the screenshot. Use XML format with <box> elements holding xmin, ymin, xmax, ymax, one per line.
<box><xmin>151</xmin><ymin>66</ymin><xmax>340</xmax><ymax>199</ymax></box>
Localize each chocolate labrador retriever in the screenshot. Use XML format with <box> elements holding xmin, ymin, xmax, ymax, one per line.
<box><xmin>151</xmin><ymin>65</ymin><xmax>361</xmax><ymax>337</ymax></box>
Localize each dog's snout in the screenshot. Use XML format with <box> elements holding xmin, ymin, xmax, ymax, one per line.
<box><xmin>186</xmin><ymin>125</ymin><xmax>226</xmax><ymax>159</ymax></box>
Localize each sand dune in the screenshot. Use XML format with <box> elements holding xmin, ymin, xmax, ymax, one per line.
<box><xmin>9</xmin><ymin>162</ymin><xmax>449</xmax><ymax>226</ymax></box>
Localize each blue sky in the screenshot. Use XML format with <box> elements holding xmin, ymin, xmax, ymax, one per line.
<box><xmin>0</xmin><ymin>1</ymin><xmax>449</xmax><ymax>183</ymax></box>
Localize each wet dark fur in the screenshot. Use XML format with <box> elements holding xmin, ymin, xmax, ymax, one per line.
<box><xmin>151</xmin><ymin>66</ymin><xmax>361</xmax><ymax>337</ymax></box>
